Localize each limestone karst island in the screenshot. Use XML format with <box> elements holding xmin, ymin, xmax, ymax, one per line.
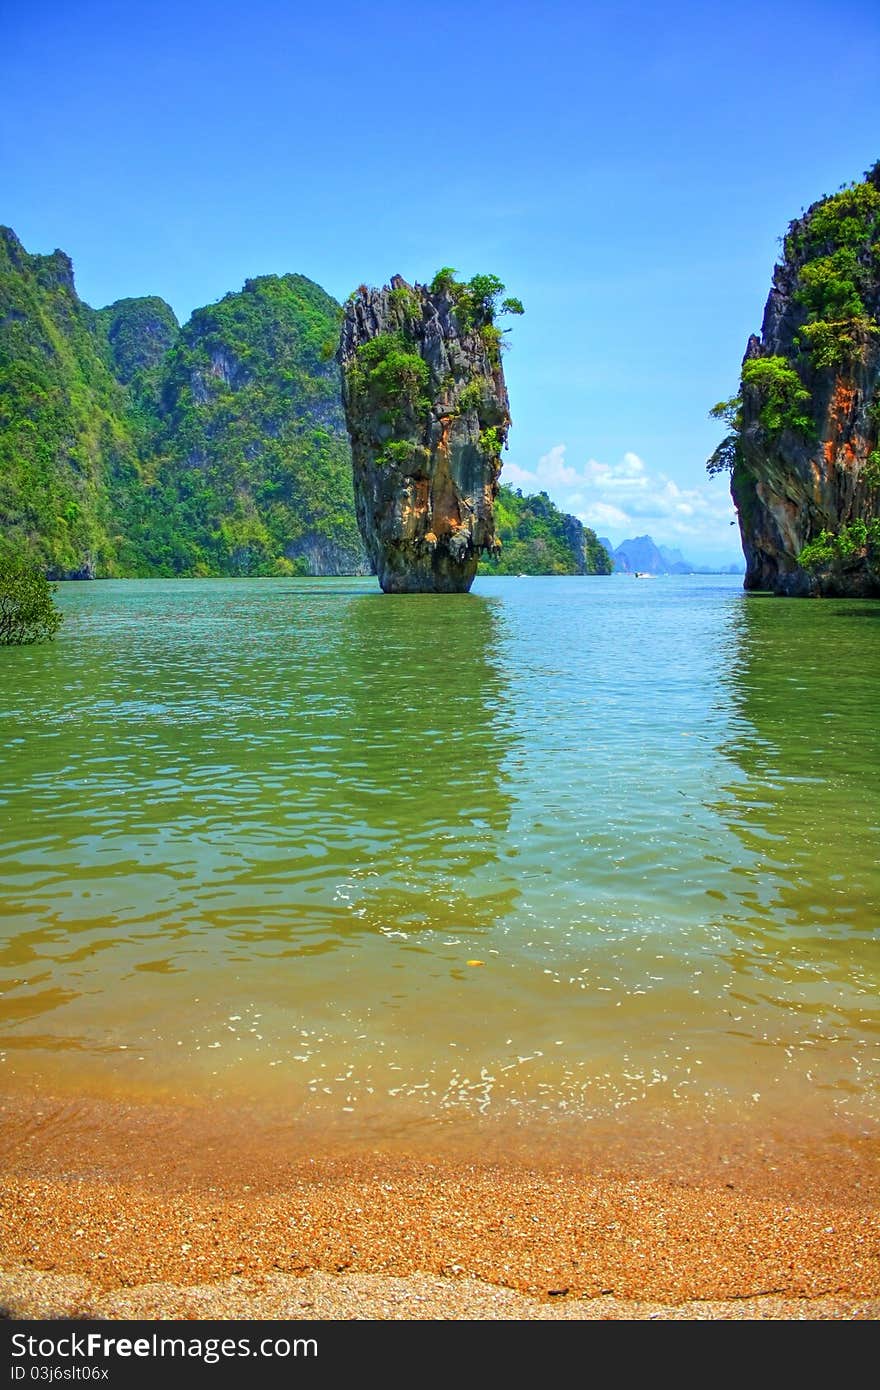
<box><xmin>339</xmin><ymin>271</ymin><xmax>515</xmax><ymax>593</ymax></box>
<box><xmin>711</xmin><ymin>160</ymin><xmax>880</xmax><ymax>596</ymax></box>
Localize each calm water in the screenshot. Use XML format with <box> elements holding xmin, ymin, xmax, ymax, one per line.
<box><xmin>1</xmin><ymin>576</ymin><xmax>878</xmax><ymax>1148</ymax></box>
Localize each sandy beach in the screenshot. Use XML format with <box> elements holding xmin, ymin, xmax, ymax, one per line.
<box><xmin>1</xmin><ymin>1090</ymin><xmax>878</xmax><ymax>1320</ymax></box>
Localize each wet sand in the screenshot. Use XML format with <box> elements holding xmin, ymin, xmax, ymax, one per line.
<box><xmin>1</xmin><ymin>1091</ymin><xmax>878</xmax><ymax>1320</ymax></box>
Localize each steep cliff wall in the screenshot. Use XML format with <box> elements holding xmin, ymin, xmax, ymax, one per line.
<box><xmin>716</xmin><ymin>163</ymin><xmax>880</xmax><ymax>596</ymax></box>
<box><xmin>339</xmin><ymin>273</ymin><xmax>514</xmax><ymax>593</ymax></box>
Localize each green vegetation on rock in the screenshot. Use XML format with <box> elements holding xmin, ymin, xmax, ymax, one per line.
<box><xmin>798</xmin><ymin>517</ymin><xmax>880</xmax><ymax>585</ymax></box>
<box><xmin>1</xmin><ymin>237</ymin><xmax>596</xmax><ymax>584</ymax></box>
<box><xmin>0</xmin><ymin>226</ymin><xmax>145</xmax><ymax>577</ymax></box>
<box><xmin>135</xmin><ymin>273</ymin><xmax>365</xmax><ymax>576</ymax></box>
<box><xmin>95</xmin><ymin>296</ymin><xmax>179</xmax><ymax>384</ymax></box>
<box><xmin>0</xmin><ymin>229</ymin><xmax>366</xmax><ymax>578</ymax></box>
<box><xmin>741</xmin><ymin>356</ymin><xmax>813</xmax><ymax>437</ymax></box>
<box><xmin>706</xmin><ymin>161</ymin><xmax>880</xmax><ymax>596</ymax></box>
<box><xmin>428</xmin><ymin>267</ymin><xmax>524</xmax><ymax>339</ymax></box>
<box><xmin>347</xmin><ymin>332</ymin><xmax>432</xmax><ymax>431</ymax></box>
<box><xmin>787</xmin><ymin>173</ymin><xmax>880</xmax><ymax>368</ymax></box>
<box><xmin>478</xmin><ymin>486</ymin><xmax>612</xmax><ymax>575</ymax></box>
<box><xmin>708</xmin><ymin>164</ymin><xmax>880</xmax><ymax>480</ymax></box>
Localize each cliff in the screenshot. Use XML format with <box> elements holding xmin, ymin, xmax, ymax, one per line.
<box><xmin>712</xmin><ymin>162</ymin><xmax>880</xmax><ymax>595</ymax></box>
<box><xmin>339</xmin><ymin>271</ymin><xmax>517</xmax><ymax>592</ymax></box>
<box><xmin>613</xmin><ymin>535</ymin><xmax>668</xmax><ymax>574</ymax></box>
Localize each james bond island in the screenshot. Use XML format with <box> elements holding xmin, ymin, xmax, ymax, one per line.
<box><xmin>339</xmin><ymin>270</ymin><xmax>522</xmax><ymax>593</ymax></box>
<box><xmin>710</xmin><ymin>161</ymin><xmax>880</xmax><ymax>596</ymax></box>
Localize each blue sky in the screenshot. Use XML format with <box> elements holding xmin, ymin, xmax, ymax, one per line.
<box><xmin>3</xmin><ymin>0</ymin><xmax>879</xmax><ymax>563</ymax></box>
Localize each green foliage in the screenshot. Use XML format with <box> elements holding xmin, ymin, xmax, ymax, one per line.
<box><xmin>95</xmin><ymin>296</ymin><xmax>179</xmax><ymax>383</ymax></box>
<box><xmin>796</xmin><ymin>248</ymin><xmax>865</xmax><ymax>321</ymax></box>
<box><xmin>131</xmin><ymin>272</ymin><xmax>365</xmax><ymax>576</ymax></box>
<box><xmin>427</xmin><ymin>268</ymin><xmax>524</xmax><ymax>332</ymax></box>
<box><xmin>785</xmin><ymin>176</ymin><xmax>880</xmax><ymax>372</ymax></box>
<box><xmin>479</xmin><ymin>323</ymin><xmax>504</xmax><ymax>367</ymax></box>
<box><xmin>0</xmin><ymin>554</ymin><xmax>63</xmax><ymax>644</ymax></box>
<box><xmin>457</xmin><ymin>380</ymin><xmax>485</xmax><ymax>414</ymax></box>
<box><xmin>388</xmin><ymin>284</ymin><xmax>422</xmax><ymax>323</ymax></box>
<box><xmin>377</xmin><ymin>440</ymin><xmax>430</xmax><ymax>471</ymax></box>
<box><xmin>709</xmin><ymin>397</ymin><xmax>742</xmax><ymax>430</ymax></box>
<box><xmin>478</xmin><ymin>486</ymin><xmax>611</xmax><ymax>575</ymax></box>
<box><xmin>706</xmin><ymin>396</ymin><xmax>743</xmax><ymax>475</ymax></box>
<box><xmin>798</xmin><ymin>517</ymin><xmax>880</xmax><ymax>573</ymax></box>
<box><xmin>863</xmin><ymin>449</ymin><xmax>880</xmax><ymax>488</ymax></box>
<box><xmin>709</xmin><ymin>167</ymin><xmax>880</xmax><ymax>479</ymax></box>
<box><xmin>0</xmin><ymin>226</ymin><xmax>142</xmax><ymax>577</ymax></box>
<box><xmin>478</xmin><ymin>426</ymin><xmax>504</xmax><ymax>461</ymax></box>
<box><xmin>741</xmin><ymin>356</ymin><xmax>813</xmax><ymax>437</ymax></box>
<box><xmin>786</xmin><ymin>180</ymin><xmax>880</xmax><ymax>262</ymax></box>
<box><xmin>587</xmin><ymin>532</ymin><xmax>614</xmax><ymax>574</ymax></box>
<box><xmin>429</xmin><ymin>267</ymin><xmax>458</xmax><ymax>296</ymax></box>
<box><xmin>706</xmin><ymin>434</ymin><xmax>740</xmax><ymax>475</ymax></box>
<box><xmin>348</xmin><ymin>332</ymin><xmax>431</xmax><ymax>428</ymax></box>
<box><xmin>798</xmin><ymin>316</ymin><xmax>878</xmax><ymax>369</ymax></box>
<box><xmin>0</xmin><ymin>228</ymin><xmax>367</xmax><ymax>578</ymax></box>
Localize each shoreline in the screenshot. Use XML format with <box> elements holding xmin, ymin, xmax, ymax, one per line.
<box><xmin>2</xmin><ymin>1089</ymin><xmax>878</xmax><ymax>1320</ymax></box>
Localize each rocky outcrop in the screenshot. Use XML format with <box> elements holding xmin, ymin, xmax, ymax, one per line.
<box><xmin>339</xmin><ymin>276</ymin><xmax>510</xmax><ymax>592</ymax></box>
<box><xmin>96</xmin><ymin>296</ymin><xmax>179</xmax><ymax>382</ymax></box>
<box><xmin>729</xmin><ymin>162</ymin><xmax>880</xmax><ymax>595</ymax></box>
<box><xmin>285</xmin><ymin>531</ymin><xmax>371</xmax><ymax>576</ymax></box>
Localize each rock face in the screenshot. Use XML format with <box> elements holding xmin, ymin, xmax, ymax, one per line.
<box><xmin>729</xmin><ymin>163</ymin><xmax>880</xmax><ymax>595</ymax></box>
<box><xmin>339</xmin><ymin>276</ymin><xmax>510</xmax><ymax>592</ymax></box>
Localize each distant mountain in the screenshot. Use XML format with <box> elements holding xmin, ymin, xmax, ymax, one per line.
<box><xmin>613</xmin><ymin>535</ymin><xmax>667</xmax><ymax>573</ymax></box>
<box><xmin>95</xmin><ymin>295</ymin><xmax>179</xmax><ymax>383</ymax></box>
<box><xmin>604</xmin><ymin>532</ymin><xmax>743</xmax><ymax>574</ymax></box>
<box><xmin>693</xmin><ymin>560</ymin><xmax>745</xmax><ymax>574</ymax></box>
<box><xmin>658</xmin><ymin>544</ymin><xmax>694</xmax><ymax>575</ymax></box>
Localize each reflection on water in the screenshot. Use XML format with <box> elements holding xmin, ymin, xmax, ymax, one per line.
<box><xmin>712</xmin><ymin>595</ymin><xmax>879</xmax><ymax>1090</ymax></box>
<box><xmin>0</xmin><ymin>576</ymin><xmax>877</xmax><ymax>1146</ymax></box>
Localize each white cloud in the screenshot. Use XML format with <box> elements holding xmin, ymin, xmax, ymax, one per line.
<box><xmin>500</xmin><ymin>444</ymin><xmax>738</xmax><ymax>558</ymax></box>
<box><xmin>501</xmin><ymin>460</ymin><xmax>539</xmax><ymax>489</ymax></box>
<box><xmin>585</xmin><ymin>500</ymin><xmax>630</xmax><ymax>527</ymax></box>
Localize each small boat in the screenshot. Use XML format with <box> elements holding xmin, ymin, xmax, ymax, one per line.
<box><xmin>633</xmin><ymin>571</ymin><xmax>655</xmax><ymax>579</ymax></box>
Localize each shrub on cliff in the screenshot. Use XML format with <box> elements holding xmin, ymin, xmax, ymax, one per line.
<box><xmin>0</xmin><ymin>555</ymin><xmax>64</xmax><ymax>645</ymax></box>
<box><xmin>428</xmin><ymin>268</ymin><xmax>524</xmax><ymax>331</ymax></box>
<box><xmin>799</xmin><ymin>518</ymin><xmax>880</xmax><ymax>574</ymax></box>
